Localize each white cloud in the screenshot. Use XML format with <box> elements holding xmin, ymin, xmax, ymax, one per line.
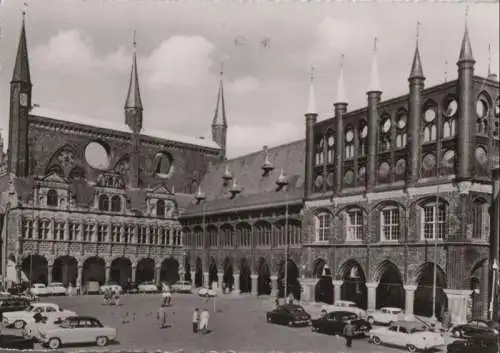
<box><xmin>144</xmin><ymin>35</ymin><xmax>216</xmax><ymax>88</ymax></box>
<box><xmin>227</xmin><ymin>76</ymin><xmax>260</xmax><ymax>95</ymax></box>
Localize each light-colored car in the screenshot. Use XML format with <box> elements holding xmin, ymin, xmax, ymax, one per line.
<box><xmin>38</xmin><ymin>316</ymin><xmax>117</xmax><ymax>349</ymax></box>
<box><xmin>99</xmin><ymin>283</ymin><xmax>122</xmax><ymax>294</ymax></box>
<box><xmin>30</xmin><ymin>283</ymin><xmax>50</xmax><ymax>297</ymax></box>
<box><xmin>198</xmin><ymin>288</ymin><xmax>217</xmax><ymax>297</ymax></box>
<box><xmin>138</xmin><ymin>281</ymin><xmax>158</xmax><ymax>293</ymax></box>
<box><xmin>3</xmin><ymin>302</ymin><xmax>76</xmax><ymax>329</ymax></box>
<box><xmin>322</xmin><ymin>300</ymin><xmax>367</xmax><ymax>318</ymax></box>
<box><xmin>367</xmin><ymin>307</ymin><xmax>405</xmax><ymax>325</ymax></box>
<box><xmin>24</xmin><ymin>315</ymin><xmax>64</xmax><ymax>340</ymax></box>
<box><xmin>369</xmin><ymin>320</ymin><xmax>444</xmax><ymax>353</ymax></box>
<box><xmin>171</xmin><ymin>280</ymin><xmax>192</xmax><ymax>293</ymax></box>
<box><xmin>47</xmin><ymin>283</ymin><xmax>67</xmax><ymax>296</ymax></box>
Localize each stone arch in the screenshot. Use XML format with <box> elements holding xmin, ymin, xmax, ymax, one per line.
<box><xmin>22</xmin><ymin>254</ymin><xmax>48</xmax><ymax>285</ymax></box>
<box><xmin>313</xmin><ymin>258</ymin><xmax>333</xmax><ymax>304</ymax></box>
<box><xmin>470</xmin><ymin>258</ymin><xmax>488</xmax><ymax>320</ymax></box>
<box><xmin>334</xmin><ymin>204</ymin><xmax>368</xmax><ymax>218</ymax></box>
<box><xmin>373</xmin><ymin>260</ymin><xmax>405</xmax><ymax>309</ymax></box>
<box><xmin>412</xmin><ymin>262</ymin><xmax>448</xmax><ymax>320</ymax></box>
<box><xmin>257</xmin><ymin>257</ymin><xmax>271</xmax><ymax>295</ymax></box>
<box><xmin>160</xmin><ymin>257</ymin><xmax>179</xmax><ymax>285</ymax></box>
<box><xmin>277</xmin><ymin>258</ymin><xmax>301</xmax><ymax>300</ymax></box>
<box><xmin>136</xmin><ymin>258</ymin><xmax>156</xmax><ymax>283</ymax></box>
<box><xmin>208</xmin><ymin>257</ymin><xmax>218</xmax><ymax>289</ymax></box>
<box><xmin>110</xmin><ymin>257</ymin><xmax>132</xmax><ymax>284</ymax></box>
<box><xmin>52</xmin><ymin>256</ymin><xmax>78</xmax><ymax>287</ymax></box>
<box><xmin>46</xmin><ymin>144</ymin><xmax>80</xmax><ymax>174</ymax></box>
<box><xmin>239</xmin><ymin>257</ymin><xmax>252</xmax><ymax>293</ymax></box>
<box><xmin>195</xmin><ymin>257</ymin><xmax>203</xmax><ymax>288</ymax></box>
<box><xmin>45</xmin><ymin>164</ymin><xmax>64</xmax><ymax>177</ymax></box>
<box><xmin>222</xmin><ymin>257</ymin><xmax>234</xmax><ymax>292</ymax></box>
<box><xmin>338</xmin><ymin>259</ymin><xmax>367</xmax><ymax>309</ymax></box>
<box><xmin>82</xmin><ymin>256</ymin><xmax>105</xmax><ymax>286</ymax></box>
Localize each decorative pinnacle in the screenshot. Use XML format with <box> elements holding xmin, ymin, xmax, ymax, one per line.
<box><xmin>416</xmin><ymin>21</ymin><xmax>421</xmax><ymax>47</ymax></box>
<box><xmin>336</xmin><ymin>54</ymin><xmax>348</xmax><ymax>104</ymax></box>
<box><xmin>310</xmin><ymin>66</ymin><xmax>315</xmax><ymax>83</ymax></box>
<box><xmin>488</xmin><ymin>43</ymin><xmax>492</xmax><ymax>76</ymax></box>
<box><xmin>220</xmin><ymin>61</ymin><xmax>224</xmax><ymax>77</ymax></box>
<box><xmin>306</xmin><ymin>66</ymin><xmax>317</xmax><ymax>115</ymax></box>
<box><xmin>133</xmin><ymin>30</ymin><xmax>137</xmax><ymax>52</ymax></box>
<box><xmin>23</xmin><ymin>2</ymin><xmax>28</xmax><ymax>18</ymax></box>
<box><xmin>444</xmin><ymin>60</ymin><xmax>448</xmax><ymax>82</ymax></box>
<box><xmin>368</xmin><ymin>37</ymin><xmax>381</xmax><ymax>92</ymax></box>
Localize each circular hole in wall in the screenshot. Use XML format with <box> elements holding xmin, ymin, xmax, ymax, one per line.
<box><xmin>85</xmin><ymin>142</ymin><xmax>110</xmax><ymax>170</ymax></box>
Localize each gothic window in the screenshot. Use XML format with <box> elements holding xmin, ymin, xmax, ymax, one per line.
<box><xmin>165</xmin><ymin>228</ymin><xmax>171</xmax><ymax>245</ymax></box>
<box><xmin>421</xmin><ymin>202</ymin><xmax>446</xmax><ymax>240</ymax></box>
<box><xmin>313</xmin><ymin>212</ymin><xmax>331</xmax><ymax>242</ymax></box>
<box><xmin>345</xmin><ymin>209</ymin><xmax>363</xmax><ymax>241</ymax></box>
<box><xmin>68</xmin><ymin>222</ymin><xmax>79</xmax><ymax>241</ymax></box>
<box><xmin>47</xmin><ymin>189</ymin><xmax>58</xmax><ymax>207</ymax></box>
<box><xmin>395</xmin><ymin>112</ymin><xmax>407</xmax><ymax>148</ymax></box>
<box><xmin>137</xmin><ymin>226</ymin><xmax>146</xmax><ymax>244</ymax></box>
<box><xmin>38</xmin><ymin>220</ymin><xmax>50</xmax><ymax>240</ymax></box>
<box><xmin>154</xmin><ymin>152</ymin><xmax>172</xmax><ymax>177</ymax></box>
<box><xmin>315</xmin><ymin>135</ymin><xmax>325</xmax><ymax>165</ymax></box>
<box><xmin>156</xmin><ymin>200</ymin><xmax>165</xmax><ymax>217</ymax></box>
<box><xmin>97</xmin><ymin>224</ymin><xmax>106</xmax><ymax>243</ymax></box>
<box><xmin>83</xmin><ymin>223</ymin><xmax>94</xmax><ymax>242</ymax></box>
<box><xmin>476</xmin><ymin>97</ymin><xmax>489</xmax><ymax>135</ymax></box>
<box><xmin>149</xmin><ymin>227</ymin><xmax>158</xmax><ymax>245</ymax></box>
<box><xmin>98</xmin><ymin>195</ymin><xmax>109</xmax><ymax>211</ymax></box>
<box><xmin>379</xmin><ymin>114</ymin><xmax>392</xmax><ymax>151</ymax></box>
<box><xmin>111</xmin><ymin>195</ymin><xmax>121</xmax><ymax>212</ymax></box>
<box><xmin>207</xmin><ymin>227</ymin><xmax>217</xmax><ymax>248</ymax></box>
<box><xmin>326</xmin><ymin>130</ymin><xmax>335</xmax><ymax>164</ymax></box>
<box><xmin>443</xmin><ymin>98</ymin><xmax>458</xmax><ymax>138</ymax></box>
<box><xmin>380</xmin><ymin>207</ymin><xmax>400</xmax><ymax>241</ymax></box>
<box><xmin>55</xmin><ymin>222</ymin><xmax>65</xmax><ymax>240</ymax></box>
<box><xmin>422</xmin><ymin>104</ymin><xmax>437</xmax><ymax>142</ymax></box>
<box><xmin>344</xmin><ymin>126</ymin><xmax>355</xmax><ymax>160</ymax></box>
<box><xmin>358</xmin><ymin>120</ymin><xmax>368</xmax><ymax>156</ymax></box>
<box><xmin>472</xmin><ymin>199</ymin><xmax>489</xmax><ymax>239</ymax></box>
<box><xmin>494</xmin><ymin>98</ymin><xmax>500</xmax><ymax>138</ymax></box>
<box><xmin>23</xmin><ymin>219</ymin><xmax>33</xmax><ymax>239</ymax></box>
<box><xmin>111</xmin><ymin>225</ymin><xmax>120</xmax><ymax>243</ymax></box>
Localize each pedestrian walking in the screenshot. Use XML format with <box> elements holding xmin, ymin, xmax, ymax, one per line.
<box><xmin>114</xmin><ymin>290</ymin><xmax>120</xmax><ymax>306</ymax></box>
<box><xmin>343</xmin><ymin>320</ymin><xmax>354</xmax><ymax>348</ymax></box>
<box><xmin>192</xmin><ymin>308</ymin><xmax>199</xmax><ymax>333</ymax></box>
<box><xmin>199</xmin><ymin>308</ymin><xmax>210</xmax><ymax>333</ymax></box>
<box><xmin>157</xmin><ymin>299</ymin><xmax>169</xmax><ymax>328</ymax></box>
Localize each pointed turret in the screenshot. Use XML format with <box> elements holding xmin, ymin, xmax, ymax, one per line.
<box><xmin>125</xmin><ymin>31</ymin><xmax>143</xmax><ymax>132</ymax></box>
<box><xmin>458</xmin><ymin>21</ymin><xmax>474</xmax><ymax>63</ymax></box>
<box><xmin>211</xmin><ymin>62</ymin><xmax>228</xmax><ymax>160</ymax></box>
<box><xmin>409</xmin><ymin>23</ymin><xmax>424</xmax><ymax>80</ymax></box>
<box><xmin>336</xmin><ymin>56</ymin><xmax>348</xmax><ymax>104</ymax></box>
<box><xmin>487</xmin><ymin>44</ymin><xmax>498</xmax><ymax>81</ymax></box>
<box><xmin>334</xmin><ymin>55</ymin><xmax>348</xmax><ymax>195</ymax></box>
<box><xmin>306</xmin><ymin>67</ymin><xmax>317</xmax><ymax>115</ymax></box>
<box><xmin>304</xmin><ymin>67</ymin><xmax>319</xmax><ymax>199</ymax></box>
<box><xmin>11</xmin><ymin>13</ymin><xmax>31</xmax><ymax>85</ymax></box>
<box><xmin>368</xmin><ymin>38</ymin><xmax>381</xmax><ymax>93</ymax></box>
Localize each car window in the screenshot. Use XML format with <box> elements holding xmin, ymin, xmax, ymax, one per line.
<box><xmin>91</xmin><ymin>319</ymin><xmax>103</xmax><ymax>327</ymax></box>
<box><xmin>46</xmin><ymin>307</ymin><xmax>56</xmax><ymax>312</ymax></box>
<box><xmin>389</xmin><ymin>326</ymin><xmax>398</xmax><ymax>332</ymax></box>
<box><xmin>399</xmin><ymin>327</ymin><xmax>408</xmax><ymax>333</ymax></box>
<box><xmin>381</xmin><ymin>308</ymin><xmax>387</xmax><ymax>313</ymax></box>
<box><xmin>34</xmin><ymin>307</ymin><xmax>44</xmax><ymax>313</ymax></box>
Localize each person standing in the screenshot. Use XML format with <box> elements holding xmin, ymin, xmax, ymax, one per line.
<box><xmin>192</xmin><ymin>308</ymin><xmax>199</xmax><ymax>333</ymax></box>
<box><xmin>199</xmin><ymin>308</ymin><xmax>210</xmax><ymax>333</ymax></box>
<box><xmin>343</xmin><ymin>320</ymin><xmax>354</xmax><ymax>348</ymax></box>
<box><xmin>157</xmin><ymin>299</ymin><xmax>168</xmax><ymax>328</ymax></box>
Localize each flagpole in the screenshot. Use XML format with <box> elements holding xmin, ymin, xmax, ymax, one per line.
<box><xmin>431</xmin><ymin>184</ymin><xmax>439</xmax><ymax>322</ymax></box>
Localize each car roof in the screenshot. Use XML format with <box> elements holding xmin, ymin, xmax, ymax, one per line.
<box><xmin>33</xmin><ymin>302</ymin><xmax>57</xmax><ymax>307</ymax></box>
<box><xmin>328</xmin><ymin>310</ymin><xmax>357</xmax><ymax>315</ymax></box>
<box><xmin>65</xmin><ymin>315</ymin><xmax>99</xmax><ymax>321</ymax></box>
<box><xmin>381</xmin><ymin>307</ymin><xmax>403</xmax><ymax>310</ymax></box>
<box><xmin>391</xmin><ymin>320</ymin><xmax>427</xmax><ymax>329</ymax></box>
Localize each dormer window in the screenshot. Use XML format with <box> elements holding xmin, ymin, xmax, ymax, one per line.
<box><xmin>358</xmin><ymin>120</ymin><xmax>368</xmax><ymax>156</ymax></box>
<box><xmin>222</xmin><ymin>165</ymin><xmax>233</xmax><ymax>185</ymax></box>
<box><xmin>111</xmin><ymin>195</ymin><xmax>121</xmax><ymax>212</ymax></box>
<box><xmin>395</xmin><ymin>112</ymin><xmax>407</xmax><ymax>148</ymax></box>
<box><xmin>47</xmin><ymin>189</ymin><xmax>58</xmax><ymax>207</ymax></box>
<box><xmin>230</xmin><ymin>179</ymin><xmax>242</xmax><ymax>197</ymax></box>
<box><xmin>379</xmin><ymin>115</ymin><xmax>392</xmax><ymax>152</ymax></box>
<box><xmin>443</xmin><ymin>98</ymin><xmax>457</xmax><ymax>138</ymax></box>
<box><xmin>262</xmin><ymin>154</ymin><xmax>274</xmax><ymax>175</ymax></box>
<box><xmin>344</xmin><ymin>127</ymin><xmax>354</xmax><ymax>160</ymax></box>
<box><xmin>326</xmin><ymin>130</ymin><xmax>335</xmax><ymax>164</ymax></box>
<box><xmin>156</xmin><ymin>199</ymin><xmax>165</xmax><ymax>217</ymax></box>
<box><xmin>98</xmin><ymin>195</ymin><xmax>109</xmax><ymax>211</ymax></box>
<box><xmin>195</xmin><ymin>186</ymin><xmax>206</xmax><ymax>203</ymax></box>
<box><xmin>276</xmin><ymin>169</ymin><xmax>288</xmax><ymax>189</ymax></box>
<box><xmin>422</xmin><ymin>104</ymin><xmax>437</xmax><ymax>142</ymax></box>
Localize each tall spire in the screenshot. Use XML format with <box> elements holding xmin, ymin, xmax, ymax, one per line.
<box><xmin>368</xmin><ymin>38</ymin><xmax>381</xmax><ymax>92</ymax></box>
<box><xmin>488</xmin><ymin>43</ymin><xmax>492</xmax><ymax>76</ymax></box>
<box><xmin>11</xmin><ymin>10</ymin><xmax>31</xmax><ymax>84</ymax></box>
<box><xmin>212</xmin><ymin>61</ymin><xmax>227</xmax><ymax>126</ymax></box>
<box><xmin>409</xmin><ymin>22</ymin><xmax>424</xmax><ymax>79</ymax></box>
<box><xmin>458</xmin><ymin>5</ymin><xmax>474</xmax><ymax>62</ymax></box>
<box><xmin>336</xmin><ymin>55</ymin><xmax>348</xmax><ymax>104</ymax></box>
<box><xmin>306</xmin><ymin>67</ymin><xmax>317</xmax><ymax>114</ymax></box>
<box><xmin>124</xmin><ymin>30</ymin><xmax>143</xmax><ymax>111</ymax></box>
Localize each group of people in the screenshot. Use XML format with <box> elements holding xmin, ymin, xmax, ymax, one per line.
<box><xmin>103</xmin><ymin>288</ymin><xmax>121</xmax><ymax>305</ymax></box>
<box><xmin>192</xmin><ymin>307</ymin><xmax>210</xmax><ymax>333</ymax></box>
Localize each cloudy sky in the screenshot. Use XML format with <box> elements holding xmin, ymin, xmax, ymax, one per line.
<box><xmin>0</xmin><ymin>0</ymin><xmax>498</xmax><ymax>158</ymax></box>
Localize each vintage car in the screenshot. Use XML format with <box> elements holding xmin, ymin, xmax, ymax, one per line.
<box><xmin>0</xmin><ymin>296</ymin><xmax>31</xmax><ymax>319</ymax></box>
<box><xmin>138</xmin><ymin>281</ymin><xmax>158</xmax><ymax>293</ymax></box>
<box><xmin>99</xmin><ymin>282</ymin><xmax>122</xmax><ymax>294</ymax></box>
<box><xmin>369</xmin><ymin>320</ymin><xmax>444</xmax><ymax>353</ymax></box>
<box><xmin>311</xmin><ymin>310</ymin><xmax>371</xmax><ymax>336</ymax></box>
<box><xmin>451</xmin><ymin>319</ymin><xmax>500</xmax><ymax>338</ymax></box>
<box><xmin>367</xmin><ymin>307</ymin><xmax>405</xmax><ymax>325</ymax></box>
<box><xmin>46</xmin><ymin>283</ymin><xmax>67</xmax><ymax>296</ymax></box>
<box><xmin>29</xmin><ymin>283</ymin><xmax>50</xmax><ymax>297</ymax></box>
<box><xmin>0</xmin><ymin>334</ymin><xmax>36</xmax><ymax>349</ymax></box>
<box><xmin>322</xmin><ymin>300</ymin><xmax>367</xmax><ymax>318</ymax></box>
<box><xmin>198</xmin><ymin>288</ymin><xmax>217</xmax><ymax>297</ymax></box>
<box><xmin>2</xmin><ymin>302</ymin><xmax>76</xmax><ymax>329</ymax></box>
<box><xmin>24</xmin><ymin>315</ymin><xmax>64</xmax><ymax>340</ymax></box>
<box><xmin>447</xmin><ymin>332</ymin><xmax>499</xmax><ymax>353</ymax></box>
<box><xmin>38</xmin><ymin>316</ymin><xmax>117</xmax><ymax>349</ymax></box>
<box><xmin>266</xmin><ymin>304</ymin><xmax>311</xmax><ymax>327</ymax></box>
<box><xmin>171</xmin><ymin>280</ymin><xmax>192</xmax><ymax>293</ymax></box>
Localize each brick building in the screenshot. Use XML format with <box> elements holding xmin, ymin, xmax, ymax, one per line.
<box><xmin>0</xmin><ymin>16</ymin><xmax>225</xmax><ymax>289</ymax></box>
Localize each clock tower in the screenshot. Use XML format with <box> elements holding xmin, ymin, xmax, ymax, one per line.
<box><xmin>8</xmin><ymin>13</ymin><xmax>32</xmax><ymax>177</ymax></box>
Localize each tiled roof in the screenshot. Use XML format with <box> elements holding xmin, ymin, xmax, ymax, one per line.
<box><xmin>29</xmin><ymin>107</ymin><xmax>220</xmax><ymax>149</ymax></box>
<box><xmin>183</xmin><ymin>139</ymin><xmax>306</xmax><ymax>216</ymax></box>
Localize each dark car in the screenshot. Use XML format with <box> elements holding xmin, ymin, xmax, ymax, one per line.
<box><xmin>0</xmin><ymin>296</ymin><xmax>31</xmax><ymax>320</ymax></box>
<box><xmin>311</xmin><ymin>310</ymin><xmax>372</xmax><ymax>337</ymax></box>
<box><xmin>0</xmin><ymin>334</ymin><xmax>35</xmax><ymax>349</ymax></box>
<box><xmin>266</xmin><ymin>304</ymin><xmax>311</xmax><ymax>327</ymax></box>
<box><xmin>121</xmin><ymin>281</ymin><xmax>139</xmax><ymax>294</ymax></box>
<box><xmin>447</xmin><ymin>332</ymin><xmax>498</xmax><ymax>353</ymax></box>
<box><xmin>7</xmin><ymin>283</ymin><xmax>28</xmax><ymax>296</ymax></box>
<box><xmin>451</xmin><ymin>319</ymin><xmax>500</xmax><ymax>338</ymax></box>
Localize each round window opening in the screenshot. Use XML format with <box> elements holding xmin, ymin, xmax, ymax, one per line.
<box><xmin>85</xmin><ymin>142</ymin><xmax>109</xmax><ymax>170</ymax></box>
<box><xmin>155</xmin><ymin>153</ymin><xmax>173</xmax><ymax>178</ymax></box>
<box><xmin>476</xmin><ymin>99</ymin><xmax>488</xmax><ymax>118</ymax></box>
<box><xmin>445</xmin><ymin>99</ymin><xmax>458</xmax><ymax>117</ymax></box>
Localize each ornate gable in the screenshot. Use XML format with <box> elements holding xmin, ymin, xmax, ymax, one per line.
<box><xmin>41</xmin><ymin>172</ymin><xmax>67</xmax><ymax>185</ymax></box>
<box><xmin>151</xmin><ymin>184</ymin><xmax>173</xmax><ymax>195</ymax></box>
<box><xmin>45</xmin><ymin>144</ymin><xmax>82</xmax><ymax>177</ymax></box>
<box><xmin>96</xmin><ymin>173</ymin><xmax>125</xmax><ymax>189</ymax></box>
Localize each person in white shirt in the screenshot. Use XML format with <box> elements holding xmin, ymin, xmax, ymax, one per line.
<box><xmin>199</xmin><ymin>308</ymin><xmax>210</xmax><ymax>333</ymax></box>
<box><xmin>192</xmin><ymin>308</ymin><xmax>199</xmax><ymax>333</ymax></box>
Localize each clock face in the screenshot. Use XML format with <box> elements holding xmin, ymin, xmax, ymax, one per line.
<box><xmin>442</xmin><ymin>150</ymin><xmax>455</xmax><ymax>168</ymax></box>
<box><xmin>397</xmin><ymin>115</ymin><xmax>407</xmax><ymax>129</ymax></box>
<box><xmin>345</xmin><ymin>130</ymin><xmax>354</xmax><ymax>143</ymax></box>
<box><xmin>20</xmin><ymin>93</ymin><xmax>28</xmax><ymax>107</ymax></box>
<box><xmin>361</xmin><ymin>125</ymin><xmax>368</xmax><ymax>138</ymax></box>
<box><xmin>382</xmin><ymin>118</ymin><xmax>391</xmax><ymax>133</ymax></box>
<box><xmin>424</xmin><ymin>108</ymin><xmax>436</xmax><ymax>122</ymax></box>
<box><xmin>395</xmin><ymin>159</ymin><xmax>406</xmax><ymax>175</ymax></box>
<box><xmin>445</xmin><ymin>100</ymin><xmax>458</xmax><ymax>117</ymax></box>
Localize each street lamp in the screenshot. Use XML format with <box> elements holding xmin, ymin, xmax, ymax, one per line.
<box><xmin>276</xmin><ymin>169</ymin><xmax>289</xmax><ymax>300</ymax></box>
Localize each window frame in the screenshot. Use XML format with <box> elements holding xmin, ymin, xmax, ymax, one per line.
<box><xmin>47</xmin><ymin>189</ymin><xmax>58</xmax><ymax>207</ymax></box>
<box><xmin>380</xmin><ymin>207</ymin><xmax>400</xmax><ymax>242</ymax></box>
<box><xmin>314</xmin><ymin>212</ymin><xmax>331</xmax><ymax>243</ymax></box>
<box><xmin>345</xmin><ymin>209</ymin><xmax>363</xmax><ymax>242</ymax></box>
<box><xmin>420</xmin><ymin>202</ymin><xmax>447</xmax><ymax>241</ymax></box>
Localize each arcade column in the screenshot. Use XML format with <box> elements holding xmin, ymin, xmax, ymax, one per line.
<box><xmin>105</xmin><ymin>265</ymin><xmax>111</xmax><ymax>284</ymax></box>
<box><xmin>217</xmin><ymin>272</ymin><xmax>223</xmax><ymax>293</ymax></box>
<box><xmin>77</xmin><ymin>265</ymin><xmax>83</xmax><ymax>288</ymax></box>
<box><xmin>131</xmin><ymin>265</ymin><xmax>137</xmax><ymax>283</ymax></box>
<box><xmin>445</xmin><ymin>289</ymin><xmax>472</xmax><ymax>325</ymax></box>
<box><xmin>301</xmin><ymin>278</ymin><xmax>317</xmax><ymax>303</ymax></box>
<box><xmin>47</xmin><ymin>264</ymin><xmax>53</xmax><ymax>284</ymax></box>
<box><xmin>404</xmin><ymin>285</ymin><xmax>417</xmax><ymax>320</ymax></box>
<box><xmin>190</xmin><ymin>271</ymin><xmax>196</xmax><ymax>288</ymax></box>
<box><xmin>155</xmin><ymin>266</ymin><xmax>161</xmax><ymax>285</ymax></box>
<box><xmin>332</xmin><ymin>280</ymin><xmax>343</xmax><ymax>303</ymax></box>
<box><xmin>251</xmin><ymin>274</ymin><xmax>258</xmax><ymax>296</ymax></box>
<box><xmin>203</xmin><ymin>272</ymin><xmax>209</xmax><ymax>288</ymax></box>
<box><xmin>271</xmin><ymin>275</ymin><xmax>278</xmax><ymax>297</ymax></box>
<box><xmin>366</xmin><ymin>282</ymin><xmax>378</xmax><ymax>311</ymax></box>
<box><xmin>233</xmin><ymin>273</ymin><xmax>240</xmax><ymax>295</ymax></box>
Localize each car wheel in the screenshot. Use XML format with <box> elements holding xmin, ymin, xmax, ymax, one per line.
<box><xmin>367</xmin><ymin>316</ymin><xmax>375</xmax><ymax>325</ymax></box>
<box><xmin>14</xmin><ymin>320</ymin><xmax>26</xmax><ymax>329</ymax></box>
<box><xmin>96</xmin><ymin>336</ymin><xmax>108</xmax><ymax>347</ymax></box>
<box><xmin>372</xmin><ymin>336</ymin><xmax>381</xmax><ymax>345</ymax></box>
<box><xmin>407</xmin><ymin>344</ymin><xmax>417</xmax><ymax>353</ymax></box>
<box><xmin>48</xmin><ymin>338</ymin><xmax>61</xmax><ymax>349</ymax></box>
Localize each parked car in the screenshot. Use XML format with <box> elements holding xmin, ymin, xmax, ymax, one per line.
<box><xmin>38</xmin><ymin>316</ymin><xmax>117</xmax><ymax>349</ymax></box>
<box><xmin>369</xmin><ymin>320</ymin><xmax>444</xmax><ymax>353</ymax></box>
<box><xmin>121</xmin><ymin>281</ymin><xmax>139</xmax><ymax>294</ymax></box>
<box><xmin>24</xmin><ymin>315</ymin><xmax>64</xmax><ymax>340</ymax></box>
<box><xmin>171</xmin><ymin>280</ymin><xmax>192</xmax><ymax>293</ymax></box>
<box><xmin>447</xmin><ymin>332</ymin><xmax>499</xmax><ymax>353</ymax></box>
<box><xmin>0</xmin><ymin>334</ymin><xmax>35</xmax><ymax>349</ymax></box>
<box><xmin>46</xmin><ymin>283</ymin><xmax>67</xmax><ymax>296</ymax></box>
<box><xmin>138</xmin><ymin>281</ymin><xmax>158</xmax><ymax>293</ymax></box>
<box><xmin>322</xmin><ymin>300</ymin><xmax>367</xmax><ymax>318</ymax></box>
<box><xmin>0</xmin><ymin>296</ymin><xmax>31</xmax><ymax>320</ymax></box>
<box><xmin>2</xmin><ymin>302</ymin><xmax>76</xmax><ymax>329</ymax></box>
<box><xmin>84</xmin><ymin>281</ymin><xmax>100</xmax><ymax>295</ymax></box>
<box><xmin>367</xmin><ymin>307</ymin><xmax>405</xmax><ymax>325</ymax></box>
<box><xmin>99</xmin><ymin>282</ymin><xmax>122</xmax><ymax>294</ymax></box>
<box><xmin>451</xmin><ymin>319</ymin><xmax>500</xmax><ymax>338</ymax></box>
<box><xmin>311</xmin><ymin>310</ymin><xmax>371</xmax><ymax>336</ymax></box>
<box><xmin>198</xmin><ymin>288</ymin><xmax>216</xmax><ymax>297</ymax></box>
<box><xmin>266</xmin><ymin>304</ymin><xmax>311</xmax><ymax>327</ymax></box>
<box><xmin>29</xmin><ymin>283</ymin><xmax>49</xmax><ymax>297</ymax></box>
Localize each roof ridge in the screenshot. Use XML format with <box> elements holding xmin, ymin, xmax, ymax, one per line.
<box><xmin>221</xmin><ymin>139</ymin><xmax>305</xmax><ymax>163</ymax></box>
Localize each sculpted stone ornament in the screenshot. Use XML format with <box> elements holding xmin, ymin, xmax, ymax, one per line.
<box><xmin>457</xmin><ymin>181</ymin><xmax>472</xmax><ymax>195</ymax></box>
<box><xmin>57</xmin><ymin>150</ymin><xmax>75</xmax><ymax>170</ymax></box>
